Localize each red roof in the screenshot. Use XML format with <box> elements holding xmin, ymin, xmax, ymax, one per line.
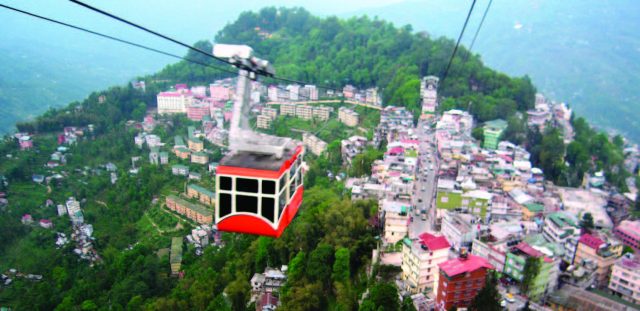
<box><xmin>39</xmin><ymin>219</ymin><xmax>52</xmax><ymax>224</ymax></box>
<box><xmin>438</xmin><ymin>254</ymin><xmax>494</xmax><ymax>277</ymax></box>
<box><xmin>387</xmin><ymin>146</ymin><xmax>404</xmax><ymax>155</ymax></box>
<box><xmin>418</xmin><ymin>232</ymin><xmax>450</xmax><ymax>251</ymax></box>
<box><xmin>514</xmin><ymin>242</ymin><xmax>544</xmax><ymax>258</ymax></box>
<box><xmin>579</xmin><ymin>233</ymin><xmax>605</xmax><ymax>250</ymax></box>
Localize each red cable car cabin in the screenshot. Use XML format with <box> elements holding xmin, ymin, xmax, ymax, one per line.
<box><xmin>215</xmin><ymin>145</ymin><xmax>304</xmax><ymax>238</ymax></box>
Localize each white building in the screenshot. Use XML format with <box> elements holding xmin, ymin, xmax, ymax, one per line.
<box><xmin>382</xmin><ymin>200</ymin><xmax>410</xmax><ymax>244</ymax></box>
<box><xmin>401</xmin><ymin>233</ymin><xmax>450</xmax><ymax>294</ymax></box>
<box><xmin>157</xmin><ymin>90</ymin><xmax>193</xmax><ymax>114</ymax></box>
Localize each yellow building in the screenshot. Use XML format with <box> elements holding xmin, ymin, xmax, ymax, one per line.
<box><xmin>401</xmin><ymin>233</ymin><xmax>450</xmax><ymax>294</ymax></box>
<box><xmin>573</xmin><ymin>233</ymin><xmax>623</xmax><ymax>286</ymax></box>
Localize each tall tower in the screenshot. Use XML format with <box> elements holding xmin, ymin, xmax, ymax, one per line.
<box><xmin>420</xmin><ymin>76</ymin><xmax>439</xmax><ymax>116</ymax></box>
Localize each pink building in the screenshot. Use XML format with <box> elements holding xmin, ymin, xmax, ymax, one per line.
<box><xmin>187</xmin><ymin>101</ymin><xmax>211</xmax><ymax>121</ymax></box>
<box><xmin>210</xmin><ymin>84</ymin><xmax>231</xmax><ymax>101</ymax></box>
<box><xmin>175</xmin><ymin>83</ymin><xmax>188</xmax><ymax>90</ymax></box>
<box><xmin>343</xmin><ymin>85</ymin><xmax>356</xmax><ymax>99</ymax></box>
<box><xmin>18</xmin><ymin>136</ymin><xmax>33</xmax><ymax>150</ymax></box>
<box><xmin>39</xmin><ymin>219</ymin><xmax>53</xmax><ymax>229</ymax></box>
<box><xmin>190</xmin><ymin>86</ymin><xmax>207</xmax><ymax>97</ymax></box>
<box><xmin>57</xmin><ymin>134</ymin><xmax>66</xmax><ymax>145</ymax></box>
<box><xmin>614</xmin><ymin>220</ymin><xmax>640</xmax><ymax>252</ymax></box>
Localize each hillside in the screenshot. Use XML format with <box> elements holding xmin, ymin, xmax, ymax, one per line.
<box><xmin>0</xmin><ymin>7</ymin><xmax>629</xmax><ymax>311</ymax></box>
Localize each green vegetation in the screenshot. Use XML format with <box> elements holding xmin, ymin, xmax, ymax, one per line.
<box><xmin>521</xmin><ymin>257</ymin><xmax>541</xmax><ymax>294</ymax></box>
<box><xmin>580</xmin><ymin>213</ymin><xmax>595</xmax><ymax>232</ymax></box>
<box><xmin>470</xmin><ymin>272</ymin><xmax>501</xmax><ymax>311</ymax></box>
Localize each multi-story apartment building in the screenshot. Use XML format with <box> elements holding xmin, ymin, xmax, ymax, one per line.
<box><xmin>402</xmin><ymin>233</ymin><xmax>451</xmax><ymax>294</ymax></box>
<box><xmin>542</xmin><ymin>211</ymin><xmax>580</xmax><ymax>262</ymax></box>
<box><xmin>186</xmin><ymin>100</ymin><xmax>210</xmax><ymax>121</ymax></box>
<box><xmin>420</xmin><ymin>76</ymin><xmax>439</xmax><ymax>115</ymax></box>
<box><xmin>302</xmin><ymin>132</ymin><xmax>327</xmax><ymax>156</ymax></box>
<box><xmin>191</xmin><ymin>151</ymin><xmax>209</xmax><ymax>165</ymax></box>
<box><xmin>312</xmin><ymin>106</ymin><xmax>332</xmax><ymax>121</ymax></box>
<box><xmin>338</xmin><ymin>107</ymin><xmax>359</xmax><ymax>127</ymax></box>
<box><xmin>286</xmin><ymin>84</ymin><xmax>300</xmax><ymax>101</ymax></box>
<box><xmin>302</xmin><ymin>85</ymin><xmax>318</xmax><ymax>101</ymax></box>
<box><xmin>262</xmin><ymin>107</ymin><xmax>278</xmax><ymax>119</ymax></box>
<box><xmin>341</xmin><ymin>135</ymin><xmax>368</xmax><ymax>165</ymax></box>
<box><xmin>573</xmin><ymin>233</ymin><xmax>623</xmax><ymax>287</ymax></box>
<box><xmin>343</xmin><ymin>85</ymin><xmax>356</xmax><ymax>99</ymax></box>
<box><xmin>381</xmin><ymin>200</ymin><xmax>410</xmax><ymax>244</ymax></box>
<box><xmin>435</xmin><ymin>253</ymin><xmax>493</xmax><ymax>311</ymax></box>
<box><xmin>280</xmin><ymin>103</ymin><xmax>297</xmax><ymax>116</ymax></box>
<box><xmin>472</xmin><ymin>222</ymin><xmax>526</xmax><ymax>272</ymax></box>
<box><xmin>614</xmin><ymin>220</ymin><xmax>640</xmax><ymax>252</ymax></box>
<box><xmin>482</xmin><ymin>119</ymin><xmax>508</xmax><ymax>150</ymax></box>
<box><xmin>209</xmin><ymin>83</ymin><xmax>231</xmax><ymax>101</ymax></box>
<box><xmin>188</xmin><ymin>137</ymin><xmax>204</xmax><ymax>152</ymax></box>
<box><xmin>295</xmin><ymin>105</ymin><xmax>313</xmax><ymax>120</ymax></box>
<box><xmin>609</xmin><ymin>253</ymin><xmax>640</xmax><ymax>305</ymax></box>
<box><xmin>504</xmin><ymin>242</ymin><xmax>559</xmax><ymax>302</ymax></box>
<box><xmin>256</xmin><ymin>115</ymin><xmax>272</xmax><ymax>129</ymax></box>
<box><xmin>186</xmin><ymin>184</ymin><xmax>215</xmax><ymax>206</ymax></box>
<box><xmin>157</xmin><ymin>89</ymin><xmax>193</xmax><ymax>114</ymax></box>
<box><xmin>440</xmin><ymin>212</ymin><xmax>480</xmax><ymax>251</ymax></box>
<box><xmin>165</xmin><ymin>195</ymin><xmax>213</xmax><ymax>224</ymax></box>
<box><xmin>171</xmin><ymin>164</ymin><xmax>189</xmax><ymax>176</ymax></box>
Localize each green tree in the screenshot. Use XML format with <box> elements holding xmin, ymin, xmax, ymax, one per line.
<box><xmin>360</xmin><ymin>282</ymin><xmax>400</xmax><ymax>311</ymax></box>
<box><xmin>521</xmin><ymin>257</ymin><xmax>541</xmax><ymax>294</ymax></box>
<box><xmin>580</xmin><ymin>213</ymin><xmax>595</xmax><ymax>231</ymax></box>
<box><xmin>332</xmin><ymin>247</ymin><xmax>351</xmax><ymax>283</ymax></box>
<box><xmin>470</xmin><ymin>272</ymin><xmax>501</xmax><ymax>311</ymax></box>
<box><xmin>401</xmin><ymin>295</ymin><xmax>417</xmax><ymax>311</ymax></box>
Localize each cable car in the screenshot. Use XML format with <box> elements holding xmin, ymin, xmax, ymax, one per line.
<box><xmin>215</xmin><ymin>143</ymin><xmax>304</xmax><ymax>237</ymax></box>
<box><xmin>212</xmin><ymin>44</ymin><xmax>305</xmax><ymax>237</ymax></box>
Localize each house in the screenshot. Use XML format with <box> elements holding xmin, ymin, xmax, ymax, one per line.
<box><xmin>39</xmin><ymin>219</ymin><xmax>53</xmax><ymax>229</ymax></box>
<box><xmin>440</xmin><ymin>212</ymin><xmax>480</xmax><ymax>251</ymax></box>
<box><xmin>18</xmin><ymin>135</ymin><xmax>33</xmax><ymax>150</ymax></box>
<box><xmin>338</xmin><ymin>107</ymin><xmax>359</xmax><ymax>127</ymax></box>
<box><xmin>188</xmin><ymin>137</ymin><xmax>204</xmax><ymax>152</ymax></box>
<box><xmin>159</xmin><ymin>152</ymin><xmax>169</xmax><ymax>165</ymax></box>
<box><xmin>483</xmin><ymin>119</ymin><xmax>508</xmax><ymax>150</ymax></box>
<box><xmin>503</xmin><ymin>242</ymin><xmax>559</xmax><ymax>302</ymax></box>
<box><xmin>189</xmin><ymin>172</ymin><xmax>202</xmax><ymax>181</ymax></box>
<box><xmin>191</xmin><ymin>152</ymin><xmax>209</xmax><ymax>165</ymax></box>
<box><xmin>402</xmin><ymin>233</ymin><xmax>451</xmax><ymax>294</ymax></box>
<box><xmin>614</xmin><ymin>220</ymin><xmax>640</xmax><ymax>252</ymax></box>
<box><xmin>172</xmin><ymin>165</ymin><xmax>189</xmax><ymax>176</ymax></box>
<box><xmin>21</xmin><ymin>214</ymin><xmax>33</xmax><ymax>225</ymax></box>
<box><xmin>381</xmin><ymin>200</ymin><xmax>410</xmax><ymax>244</ymax></box>
<box><xmin>573</xmin><ymin>233</ymin><xmax>623</xmax><ymax>287</ymax></box>
<box><xmin>186</xmin><ymin>184</ymin><xmax>216</xmax><ymax>206</ymax></box>
<box><xmin>302</xmin><ymin>132</ymin><xmax>327</xmax><ymax>156</ymax></box>
<box><xmin>609</xmin><ymin>253</ymin><xmax>640</xmax><ymax>306</ymax></box>
<box><xmin>436</xmin><ymin>253</ymin><xmax>494</xmax><ymax>311</ymax></box>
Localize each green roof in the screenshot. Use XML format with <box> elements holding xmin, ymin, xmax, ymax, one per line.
<box><xmin>524</xmin><ymin>203</ymin><xmax>544</xmax><ymax>213</ymax></box>
<box><xmin>188</xmin><ymin>137</ymin><xmax>202</xmax><ymax>144</ymax></box>
<box><xmin>172</xmin><ymin>164</ymin><xmax>189</xmax><ymax>170</ymax></box>
<box><xmin>548</xmin><ymin>212</ymin><xmax>577</xmax><ymax>228</ymax></box>
<box><xmin>170</xmin><ymin>237</ymin><xmax>183</xmax><ymax>263</ymax></box>
<box><xmin>188</xmin><ymin>184</ymin><xmax>215</xmax><ymax>198</ymax></box>
<box><xmin>484</xmin><ymin>119</ymin><xmax>508</xmax><ymax>130</ymax></box>
<box><xmin>192</xmin><ymin>151</ymin><xmax>208</xmax><ymax>157</ymax></box>
<box><xmin>436</xmin><ymin>191</ymin><xmax>462</xmax><ymax>210</ymax></box>
<box><xmin>174</xmin><ymin>135</ymin><xmax>185</xmax><ymax>146</ymax></box>
<box><xmin>175</xmin><ymin>147</ymin><xmax>190</xmax><ymax>153</ymax></box>
<box><xmin>187</xmin><ymin>126</ymin><xmax>196</xmax><ymax>138</ymax></box>
<box><xmin>159</xmin><ymin>152</ymin><xmax>168</xmax><ymax>157</ymax></box>
<box><xmin>167</xmin><ymin>194</ymin><xmax>212</xmax><ymax>217</ymax></box>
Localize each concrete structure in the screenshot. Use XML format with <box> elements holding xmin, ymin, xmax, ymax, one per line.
<box><xmin>504</xmin><ymin>242</ymin><xmax>559</xmax><ymax>301</ymax></box>
<box><xmin>209</xmin><ymin>83</ymin><xmax>231</xmax><ymax>101</ymax></box>
<box><xmin>483</xmin><ymin>119</ymin><xmax>508</xmax><ymax>150</ymax></box>
<box><xmin>312</xmin><ymin>106</ymin><xmax>332</xmax><ymax>121</ymax></box>
<box><xmin>573</xmin><ymin>233</ymin><xmax>623</xmax><ymax>287</ymax></box>
<box><xmin>157</xmin><ymin>89</ymin><xmax>193</xmax><ymax>114</ymax></box>
<box><xmin>295</xmin><ymin>105</ymin><xmax>313</xmax><ymax>120</ymax></box>
<box><xmin>558</xmin><ymin>187</ymin><xmax>612</xmax><ymax>230</ymax></box>
<box><xmin>166</xmin><ymin>195</ymin><xmax>213</xmax><ymax>224</ymax></box>
<box><xmin>402</xmin><ymin>233</ymin><xmax>451</xmax><ymax>294</ymax></box>
<box><xmin>186</xmin><ymin>100</ymin><xmax>210</xmax><ymax>121</ymax></box>
<box><xmin>472</xmin><ymin>221</ymin><xmax>527</xmax><ymax>272</ymax></box>
<box><xmin>381</xmin><ymin>200</ymin><xmax>410</xmax><ymax>244</ymax></box>
<box><xmin>256</xmin><ymin>115</ymin><xmax>273</xmax><ymax>129</ymax></box>
<box><xmin>614</xmin><ymin>220</ymin><xmax>640</xmax><ymax>252</ymax></box>
<box><xmin>338</xmin><ymin>107</ymin><xmax>359</xmax><ymax>127</ymax></box>
<box><xmin>435</xmin><ymin>253</ymin><xmax>493</xmax><ymax>311</ymax></box>
<box><xmin>262</xmin><ymin>107</ymin><xmax>278</xmax><ymax>119</ymax></box>
<box><xmin>188</xmin><ymin>137</ymin><xmax>204</xmax><ymax>152</ymax></box>
<box><xmin>341</xmin><ymin>135</ymin><xmax>368</xmax><ymax>165</ymax></box>
<box><xmin>191</xmin><ymin>151</ymin><xmax>209</xmax><ymax>165</ymax></box>
<box><xmin>547</xmin><ymin>284</ymin><xmax>638</xmax><ymax>311</ymax></box>
<box><xmin>609</xmin><ymin>254</ymin><xmax>640</xmax><ymax>305</ymax></box>
<box><xmin>420</xmin><ymin>76</ymin><xmax>439</xmax><ymax>115</ymax></box>
<box><xmin>301</xmin><ymin>85</ymin><xmax>318</xmax><ymax>101</ymax></box>
<box><xmin>172</xmin><ymin>164</ymin><xmax>189</xmax><ymax>176</ymax></box>
<box><xmin>301</xmin><ymin>132</ymin><xmax>327</xmax><ymax>156</ymax></box>
<box><xmin>280</xmin><ymin>103</ymin><xmax>297</xmax><ymax>116</ymax></box>
<box><xmin>186</xmin><ymin>184</ymin><xmax>215</xmax><ymax>206</ymax></box>
<box><xmin>440</xmin><ymin>212</ymin><xmax>480</xmax><ymax>251</ymax></box>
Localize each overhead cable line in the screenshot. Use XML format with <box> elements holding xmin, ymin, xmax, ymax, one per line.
<box><xmin>69</xmin><ymin>0</ymin><xmax>343</xmax><ymax>95</ymax></box>
<box><xmin>440</xmin><ymin>0</ymin><xmax>478</xmax><ymax>85</ymax></box>
<box><xmin>464</xmin><ymin>0</ymin><xmax>493</xmax><ymax>62</ymax></box>
<box><xmin>0</xmin><ymin>3</ymin><xmax>238</xmax><ymax>76</ymax></box>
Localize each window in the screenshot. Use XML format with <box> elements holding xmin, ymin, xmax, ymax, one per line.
<box><xmin>262</xmin><ymin>180</ymin><xmax>276</xmax><ymax>194</ymax></box>
<box><xmin>237</xmin><ymin>178</ymin><xmax>258</xmax><ymax>193</ymax></box>
<box><xmin>279</xmin><ymin>175</ymin><xmax>287</xmax><ymax>191</ymax></box>
<box><xmin>219</xmin><ymin>194</ymin><xmax>232</xmax><ymax>218</ymax></box>
<box><xmin>261</xmin><ymin>198</ymin><xmax>275</xmax><ymax>222</ymax></box>
<box><xmin>289</xmin><ymin>180</ymin><xmax>295</xmax><ymax>198</ymax></box>
<box><xmin>220</xmin><ymin>176</ymin><xmax>232</xmax><ymax>190</ymax></box>
<box><xmin>236</xmin><ymin>195</ymin><xmax>258</xmax><ymax>214</ymax></box>
<box><xmin>279</xmin><ymin>191</ymin><xmax>287</xmax><ymax>218</ymax></box>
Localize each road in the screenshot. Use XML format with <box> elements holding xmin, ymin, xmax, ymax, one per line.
<box><xmin>409</xmin><ymin>119</ymin><xmax>439</xmax><ymax>237</ymax></box>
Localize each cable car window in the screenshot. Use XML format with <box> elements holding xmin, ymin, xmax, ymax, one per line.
<box><xmin>289</xmin><ymin>180</ymin><xmax>295</xmax><ymax>198</ymax></box>
<box><xmin>236</xmin><ymin>195</ymin><xmax>258</xmax><ymax>214</ymax></box>
<box><xmin>297</xmin><ymin>171</ymin><xmax>303</xmax><ymax>187</ymax></box>
<box><xmin>261</xmin><ymin>198</ymin><xmax>275</xmax><ymax>223</ymax></box>
<box><xmin>279</xmin><ymin>175</ymin><xmax>286</xmax><ymax>192</ymax></box>
<box><xmin>237</xmin><ymin>178</ymin><xmax>258</xmax><ymax>193</ymax></box>
<box><xmin>262</xmin><ymin>180</ymin><xmax>276</xmax><ymax>194</ymax></box>
<box><xmin>219</xmin><ymin>193</ymin><xmax>232</xmax><ymax>218</ymax></box>
<box><xmin>289</xmin><ymin>165</ymin><xmax>295</xmax><ymax>179</ymax></box>
<box><xmin>220</xmin><ymin>176</ymin><xmax>232</xmax><ymax>191</ymax></box>
<box><xmin>279</xmin><ymin>190</ymin><xmax>286</xmax><ymax>216</ymax></box>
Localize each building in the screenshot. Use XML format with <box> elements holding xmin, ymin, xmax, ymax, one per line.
<box><xmin>402</xmin><ymin>233</ymin><xmax>451</xmax><ymax>294</ymax></box>
<box><xmin>343</xmin><ymin>85</ymin><xmax>356</xmax><ymax>98</ymax></box>
<box><xmin>543</xmin><ymin>211</ymin><xmax>579</xmax><ymax>245</ymax></box>
<box><xmin>504</xmin><ymin>242</ymin><xmax>559</xmax><ymax>301</ymax></box>
<box><xmin>312</xmin><ymin>106</ymin><xmax>332</xmax><ymax>121</ymax></box>
<box><xmin>188</xmin><ymin>137</ymin><xmax>204</xmax><ymax>152</ymax></box>
<box><xmin>18</xmin><ymin>136</ymin><xmax>33</xmax><ymax>150</ymax></box>
<box><xmin>547</xmin><ymin>284</ymin><xmax>638</xmax><ymax>311</ymax></box>
<box><xmin>280</xmin><ymin>103</ymin><xmax>297</xmax><ymax>116</ymax></box>
<box><xmin>381</xmin><ymin>200</ymin><xmax>410</xmax><ymax>244</ymax></box>
<box><xmin>209</xmin><ymin>83</ymin><xmax>231</xmax><ymax>101</ymax></box>
<box><xmin>420</xmin><ymin>76</ymin><xmax>439</xmax><ymax>115</ymax></box>
<box><xmin>186</xmin><ymin>100</ymin><xmax>210</xmax><ymax>121</ymax></box>
<box><xmin>157</xmin><ymin>89</ymin><xmax>193</xmax><ymax>114</ymax></box>
<box><xmin>609</xmin><ymin>253</ymin><xmax>640</xmax><ymax>305</ymax></box>
<box><xmin>256</xmin><ymin>115</ymin><xmax>273</xmax><ymax>129</ymax></box>
<box><xmin>191</xmin><ymin>152</ymin><xmax>209</xmax><ymax>165</ymax></box>
<box><xmin>341</xmin><ymin>135</ymin><xmax>368</xmax><ymax>165</ymax></box>
<box><xmin>21</xmin><ymin>214</ymin><xmax>33</xmax><ymax>224</ymax></box>
<box><xmin>302</xmin><ymin>85</ymin><xmax>318</xmax><ymax>101</ymax></box>
<box><xmin>170</xmin><ymin>237</ymin><xmax>183</xmax><ymax>276</ymax></box>
<box><xmin>159</xmin><ymin>152</ymin><xmax>169</xmax><ymax>165</ymax></box>
<box><xmin>39</xmin><ymin>219</ymin><xmax>53</xmax><ymax>229</ymax></box>
<box><xmin>435</xmin><ymin>190</ymin><xmax>491</xmax><ymax>218</ymax></box>
<box><xmin>573</xmin><ymin>233</ymin><xmax>623</xmax><ymax>286</ymax></box>
<box><xmin>440</xmin><ymin>212</ymin><xmax>480</xmax><ymax>251</ymax></box>
<box><xmin>174</xmin><ymin>147</ymin><xmax>190</xmax><ymax>159</ymax></box>
<box><xmin>338</xmin><ymin>107</ymin><xmax>359</xmax><ymax>127</ymax></box>
<box><xmin>614</xmin><ymin>220</ymin><xmax>640</xmax><ymax>252</ymax></box>
<box><xmin>166</xmin><ymin>195</ymin><xmax>213</xmax><ymax>224</ymax></box>
<box><xmin>66</xmin><ymin>197</ymin><xmax>84</xmax><ymax>225</ymax></box>
<box><xmin>262</xmin><ymin>107</ymin><xmax>278</xmax><ymax>119</ymax></box>
<box><xmin>301</xmin><ymin>132</ymin><xmax>327</xmax><ymax>156</ymax></box>
<box><xmin>483</xmin><ymin>119</ymin><xmax>508</xmax><ymax>150</ymax></box>
<box><xmin>186</xmin><ymin>184</ymin><xmax>216</xmax><ymax>206</ymax></box>
<box><xmin>435</xmin><ymin>253</ymin><xmax>493</xmax><ymax>311</ymax></box>
<box><xmin>172</xmin><ymin>165</ymin><xmax>189</xmax><ymax>176</ymax></box>
<box><xmin>295</xmin><ymin>105</ymin><xmax>313</xmax><ymax>120</ymax></box>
